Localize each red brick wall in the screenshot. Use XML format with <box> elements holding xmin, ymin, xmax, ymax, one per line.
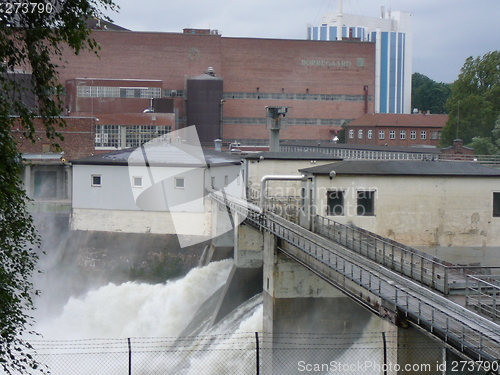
<box><xmin>53</xmin><ymin>31</ymin><xmax>375</xmax><ymax>143</ymax></box>
<box><xmin>13</xmin><ymin>117</ymin><xmax>95</xmax><ymax>160</ymax></box>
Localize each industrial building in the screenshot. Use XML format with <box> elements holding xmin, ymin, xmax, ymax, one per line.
<box><xmin>54</xmin><ymin>26</ymin><xmax>375</xmax><ymax>150</ymax></box>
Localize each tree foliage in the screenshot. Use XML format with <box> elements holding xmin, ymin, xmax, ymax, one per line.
<box><xmin>411</xmin><ymin>73</ymin><xmax>451</xmax><ymax>114</ymax></box>
<box><xmin>441</xmin><ymin>51</ymin><xmax>500</xmax><ymax>146</ymax></box>
<box><xmin>0</xmin><ymin>1</ymin><xmax>117</xmax><ymax>373</ymax></box>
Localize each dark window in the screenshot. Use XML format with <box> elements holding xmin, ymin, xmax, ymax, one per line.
<box><xmin>493</xmin><ymin>193</ymin><xmax>500</xmax><ymax>217</ymax></box>
<box><xmin>92</xmin><ymin>175</ymin><xmax>101</xmax><ymax>187</ymax></box>
<box><xmin>327</xmin><ymin>190</ymin><xmax>345</xmax><ymax>216</ymax></box>
<box><xmin>357</xmin><ymin>190</ymin><xmax>375</xmax><ymax>216</ymax></box>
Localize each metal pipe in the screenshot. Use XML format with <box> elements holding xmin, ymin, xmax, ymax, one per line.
<box><xmin>259</xmin><ymin>175</ymin><xmax>307</xmax><ymax>208</ymax></box>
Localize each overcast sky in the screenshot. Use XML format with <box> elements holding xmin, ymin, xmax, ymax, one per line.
<box><xmin>107</xmin><ymin>0</ymin><xmax>500</xmax><ymax>84</ymax></box>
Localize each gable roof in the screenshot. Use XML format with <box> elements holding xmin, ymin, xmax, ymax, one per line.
<box><xmin>299</xmin><ymin>160</ymin><xmax>500</xmax><ymax>177</ymax></box>
<box><xmin>346</xmin><ymin>113</ymin><xmax>448</xmax><ymax>128</ymax></box>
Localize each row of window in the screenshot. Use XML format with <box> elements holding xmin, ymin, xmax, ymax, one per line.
<box><xmin>91</xmin><ymin>175</ymin><xmax>232</xmax><ymax>189</ymax></box>
<box><xmin>95</xmin><ymin>125</ymin><xmax>172</xmax><ymax>148</ymax></box>
<box><xmin>348</xmin><ymin>129</ymin><xmax>442</xmax><ymax>141</ymax></box>
<box><xmin>91</xmin><ymin>175</ymin><xmax>185</xmax><ymax>189</ymax></box>
<box><xmin>77</xmin><ymin>86</ymin><xmax>162</xmax><ymax>99</ymax></box>
<box><xmin>327</xmin><ymin>190</ymin><xmax>375</xmax><ymax>216</ymax></box>
<box><xmin>224</xmin><ymin>92</ymin><xmax>372</xmax><ymax>102</ymax></box>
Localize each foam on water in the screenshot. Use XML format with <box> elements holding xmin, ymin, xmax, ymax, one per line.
<box><xmin>36</xmin><ymin>259</ymin><xmax>234</xmax><ymax>339</ymax></box>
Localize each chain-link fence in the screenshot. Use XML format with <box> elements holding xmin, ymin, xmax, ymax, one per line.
<box><xmin>6</xmin><ymin>331</ymin><xmax>497</xmax><ymax>375</ymax></box>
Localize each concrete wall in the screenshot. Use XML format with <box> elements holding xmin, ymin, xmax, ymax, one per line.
<box><xmin>71</xmin><ymin>208</ymin><xmax>212</xmax><ymax>237</ymax></box>
<box><xmin>310</xmin><ymin>174</ymin><xmax>500</xmax><ymax>262</ymax></box>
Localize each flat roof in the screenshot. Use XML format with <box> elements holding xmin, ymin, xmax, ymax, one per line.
<box><xmin>71</xmin><ymin>146</ymin><xmax>242</xmax><ymax>167</ymax></box>
<box><xmin>299</xmin><ymin>160</ymin><xmax>500</xmax><ymax>177</ymax></box>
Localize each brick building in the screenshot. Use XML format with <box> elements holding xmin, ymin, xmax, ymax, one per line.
<box><xmin>54</xmin><ymin>27</ymin><xmax>375</xmax><ymax>148</ymax></box>
<box><xmin>344</xmin><ymin>113</ymin><xmax>448</xmax><ymax>147</ymax></box>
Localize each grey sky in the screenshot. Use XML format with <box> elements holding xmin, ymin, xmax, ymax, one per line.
<box><xmin>107</xmin><ymin>0</ymin><xmax>500</xmax><ymax>84</ymax></box>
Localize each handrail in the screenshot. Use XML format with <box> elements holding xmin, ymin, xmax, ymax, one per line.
<box><xmin>466</xmin><ymin>275</ymin><xmax>500</xmax><ymax>321</ymax></box>
<box><xmin>209</xmin><ymin>191</ymin><xmax>500</xmax><ymax>363</ymax></box>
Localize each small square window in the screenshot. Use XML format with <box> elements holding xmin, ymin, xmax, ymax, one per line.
<box><xmin>389</xmin><ymin>130</ymin><xmax>396</xmax><ymax>140</ymax></box>
<box><xmin>420</xmin><ymin>131</ymin><xmax>427</xmax><ymax>140</ymax></box>
<box><xmin>379</xmin><ymin>130</ymin><xmax>385</xmax><ymax>140</ymax></box>
<box><xmin>410</xmin><ymin>130</ymin><xmax>416</xmax><ymax>140</ymax></box>
<box><xmin>175</xmin><ymin>177</ymin><xmax>185</xmax><ymax>189</ymax></box>
<box><xmin>400</xmin><ymin>130</ymin><xmax>406</xmax><ymax>140</ymax></box>
<box><xmin>133</xmin><ymin>176</ymin><xmax>143</xmax><ymax>188</ymax></box>
<box><xmin>493</xmin><ymin>193</ymin><xmax>500</xmax><ymax>217</ymax></box>
<box><xmin>357</xmin><ymin>190</ymin><xmax>375</xmax><ymax>216</ymax></box>
<box><xmin>91</xmin><ymin>175</ymin><xmax>101</xmax><ymax>187</ymax></box>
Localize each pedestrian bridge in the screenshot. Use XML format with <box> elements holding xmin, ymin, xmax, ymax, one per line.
<box><xmin>210</xmin><ymin>190</ymin><xmax>500</xmax><ymax>369</ymax></box>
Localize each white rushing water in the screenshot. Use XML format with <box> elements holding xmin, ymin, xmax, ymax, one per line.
<box><xmin>35</xmin><ymin>259</ymin><xmax>237</xmax><ymax>340</ymax></box>
<box><xmin>27</xmin><ymin>259</ymin><xmax>264</xmax><ymax>375</ymax></box>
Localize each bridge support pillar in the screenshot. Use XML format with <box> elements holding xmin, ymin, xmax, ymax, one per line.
<box><xmin>234</xmin><ymin>217</ymin><xmax>263</xmax><ymax>268</ymax></box>
<box><xmin>262</xmin><ymin>230</ymin><xmax>376</xmax><ymax>372</ymax></box>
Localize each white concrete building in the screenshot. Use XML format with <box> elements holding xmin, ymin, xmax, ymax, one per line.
<box><xmin>71</xmin><ymin>145</ymin><xmax>243</xmax><ymax>239</ymax></box>
<box><xmin>299</xmin><ymin>160</ymin><xmax>500</xmax><ymax>265</ymax></box>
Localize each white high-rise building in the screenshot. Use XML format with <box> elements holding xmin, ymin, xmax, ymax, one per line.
<box><xmin>308</xmin><ymin>4</ymin><xmax>413</xmax><ymax>114</ymax></box>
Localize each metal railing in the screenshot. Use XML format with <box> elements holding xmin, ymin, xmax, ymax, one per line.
<box><xmin>279</xmin><ymin>144</ymin><xmax>500</xmax><ymax>165</ymax></box>
<box><xmin>312</xmin><ymin>215</ymin><xmax>494</xmax><ymax>295</ymax></box>
<box><xmin>209</xmin><ymin>191</ymin><xmax>500</xmax><ymax>363</ymax></box>
<box><xmin>467</xmin><ymin>275</ymin><xmax>500</xmax><ymax>321</ymax></box>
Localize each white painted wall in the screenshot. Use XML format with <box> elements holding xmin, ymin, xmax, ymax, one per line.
<box><xmin>311</xmin><ymin>175</ymin><xmax>500</xmax><ymax>250</ymax></box>
<box><xmin>72</xmin><ymin>162</ymin><xmax>243</xmax><ymax>235</ymax></box>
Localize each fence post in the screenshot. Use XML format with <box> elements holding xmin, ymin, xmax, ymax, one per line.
<box><xmin>382</xmin><ymin>332</ymin><xmax>388</xmax><ymax>375</ymax></box>
<box><xmin>128</xmin><ymin>337</ymin><xmax>132</xmax><ymax>375</ymax></box>
<box><xmin>255</xmin><ymin>332</ymin><xmax>260</xmax><ymax>375</ymax></box>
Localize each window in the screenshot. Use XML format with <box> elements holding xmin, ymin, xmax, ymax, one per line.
<box><xmin>494</xmin><ymin>193</ymin><xmax>500</xmax><ymax>217</ymax></box>
<box><xmin>420</xmin><ymin>131</ymin><xmax>427</xmax><ymax>140</ymax></box>
<box><xmin>175</xmin><ymin>177</ymin><xmax>185</xmax><ymax>189</ymax></box>
<box><xmin>378</xmin><ymin>130</ymin><xmax>385</xmax><ymax>140</ymax></box>
<box><xmin>358</xmin><ymin>129</ymin><xmax>363</xmax><ymax>139</ymax></box>
<box><xmin>133</xmin><ymin>176</ymin><xmax>143</xmax><ymax>188</ymax></box>
<box><xmin>389</xmin><ymin>130</ymin><xmax>396</xmax><ymax>140</ymax></box>
<box><xmin>211</xmin><ymin>176</ymin><xmax>216</xmax><ymax>188</ymax></box>
<box><xmin>91</xmin><ymin>175</ymin><xmax>101</xmax><ymax>187</ymax></box>
<box><xmin>327</xmin><ymin>190</ymin><xmax>345</xmax><ymax>216</ymax></box>
<box><xmin>400</xmin><ymin>130</ymin><xmax>406</xmax><ymax>140</ymax></box>
<box><xmin>367</xmin><ymin>130</ymin><xmax>373</xmax><ymax>139</ymax></box>
<box><xmin>410</xmin><ymin>130</ymin><xmax>416</xmax><ymax>140</ymax></box>
<box><xmin>224</xmin><ymin>175</ymin><xmax>229</xmax><ymax>186</ymax></box>
<box><xmin>357</xmin><ymin>190</ymin><xmax>375</xmax><ymax>216</ymax></box>
<box><xmin>348</xmin><ymin>129</ymin><xmax>354</xmax><ymax>139</ymax></box>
